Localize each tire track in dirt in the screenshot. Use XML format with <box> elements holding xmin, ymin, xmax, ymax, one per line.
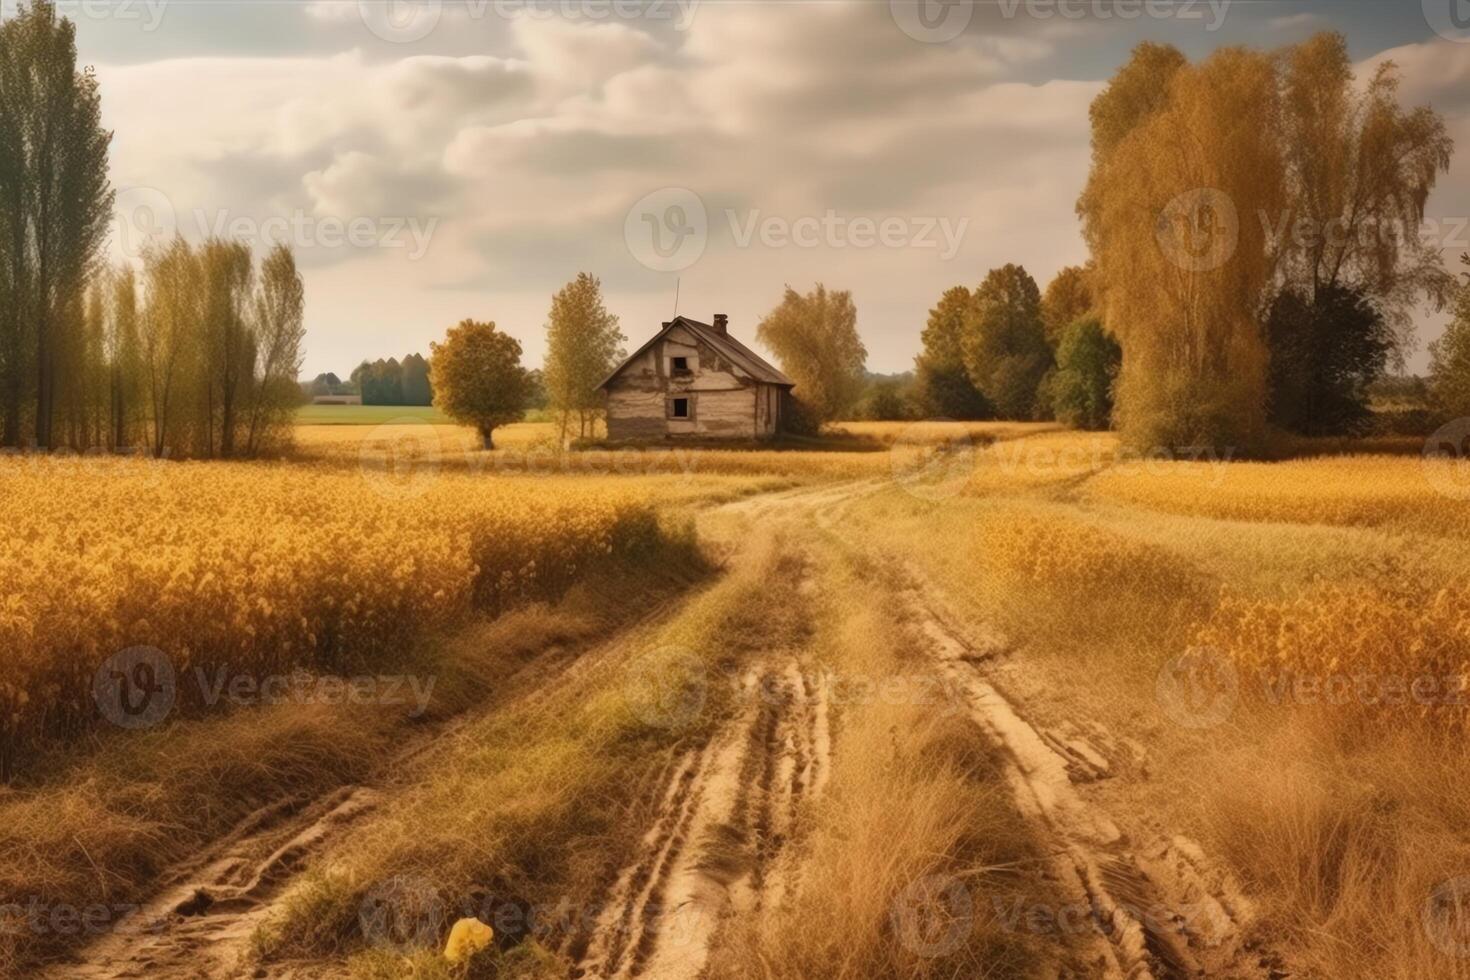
<box><xmin>572</xmin><ymin>661</ymin><xmax>831</xmax><ymax>980</ymax></box>
<box><xmin>895</xmin><ymin>567</ymin><xmax>1277</xmax><ymax>980</ymax></box>
<box><xmin>40</xmin><ymin>599</ymin><xmax>691</xmax><ymax>980</ymax></box>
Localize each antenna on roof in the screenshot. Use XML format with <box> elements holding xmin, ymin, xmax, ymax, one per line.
<box><xmin>673</xmin><ymin>278</ymin><xmax>680</xmax><ymax>316</ymax></box>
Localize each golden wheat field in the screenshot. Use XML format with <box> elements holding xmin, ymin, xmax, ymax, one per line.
<box><xmin>6</xmin><ymin>420</ymin><xmax>1470</xmax><ymax>980</ymax></box>
<box><xmin>0</xmin><ymin>449</ymin><xmax>668</xmax><ymax>776</ymax></box>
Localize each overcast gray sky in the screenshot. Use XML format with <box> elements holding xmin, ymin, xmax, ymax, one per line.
<box><xmin>79</xmin><ymin>0</ymin><xmax>1470</xmax><ymax>378</ymax></box>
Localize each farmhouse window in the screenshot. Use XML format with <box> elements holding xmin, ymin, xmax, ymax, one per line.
<box><xmin>670</xmin><ymin>397</ymin><xmax>691</xmax><ymax>419</ymax></box>
<box><xmin>671</xmin><ymin>356</ymin><xmax>690</xmax><ymax>373</ymax></box>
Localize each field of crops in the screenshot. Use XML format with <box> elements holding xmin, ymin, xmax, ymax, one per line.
<box><xmin>0</xmin><ymin>451</ymin><xmax>668</xmax><ymax>776</ymax></box>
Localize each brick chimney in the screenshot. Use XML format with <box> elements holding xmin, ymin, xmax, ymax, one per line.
<box><xmin>712</xmin><ymin>313</ymin><xmax>728</xmax><ymax>334</ymax></box>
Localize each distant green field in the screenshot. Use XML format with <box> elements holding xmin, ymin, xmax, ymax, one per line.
<box><xmin>295</xmin><ymin>404</ymin><xmax>448</xmax><ymax>425</ymax></box>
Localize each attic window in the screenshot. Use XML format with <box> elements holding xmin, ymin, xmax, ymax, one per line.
<box><xmin>671</xmin><ymin>356</ymin><xmax>690</xmax><ymax>373</ymax></box>
<box><xmin>670</xmin><ymin>397</ymin><xmax>690</xmax><ymax>419</ymax></box>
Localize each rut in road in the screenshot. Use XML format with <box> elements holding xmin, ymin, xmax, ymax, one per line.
<box><xmin>896</xmin><ymin>567</ymin><xmax>1277</xmax><ymax>980</ymax></box>
<box><xmin>40</xmin><ymin>596</ymin><xmax>691</xmax><ymax>980</ymax></box>
<box><xmin>572</xmin><ymin>660</ymin><xmax>832</xmax><ymax>980</ymax></box>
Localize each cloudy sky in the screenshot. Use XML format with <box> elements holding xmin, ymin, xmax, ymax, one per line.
<box><xmin>77</xmin><ymin>0</ymin><xmax>1470</xmax><ymax>378</ymax></box>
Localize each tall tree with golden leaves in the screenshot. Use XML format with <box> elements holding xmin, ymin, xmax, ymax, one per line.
<box><xmin>1080</xmin><ymin>44</ymin><xmax>1285</xmax><ymax>452</ymax></box>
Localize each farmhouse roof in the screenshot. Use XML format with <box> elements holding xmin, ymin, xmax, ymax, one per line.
<box><xmin>598</xmin><ymin>315</ymin><xmax>795</xmax><ymax>389</ymax></box>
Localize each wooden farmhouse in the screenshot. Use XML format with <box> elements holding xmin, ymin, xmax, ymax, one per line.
<box><xmin>600</xmin><ymin>314</ymin><xmax>795</xmax><ymax>441</ymax></box>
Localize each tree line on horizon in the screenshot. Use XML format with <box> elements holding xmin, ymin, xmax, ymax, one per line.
<box><xmin>897</xmin><ymin>32</ymin><xmax>1470</xmax><ymax>447</ymax></box>
<box><xmin>0</xmin><ymin>2</ymin><xmax>305</xmax><ymax>459</ymax></box>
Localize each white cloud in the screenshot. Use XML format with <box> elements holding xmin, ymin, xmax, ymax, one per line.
<box><xmin>94</xmin><ymin>4</ymin><xmax>1470</xmax><ymax>378</ymax></box>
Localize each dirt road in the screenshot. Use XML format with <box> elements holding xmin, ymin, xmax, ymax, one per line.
<box><xmin>44</xmin><ymin>478</ymin><xmax>1285</xmax><ymax>980</ymax></box>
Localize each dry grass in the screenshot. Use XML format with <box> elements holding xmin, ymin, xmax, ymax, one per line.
<box><xmin>1086</xmin><ymin>453</ymin><xmax>1470</xmax><ymax>536</ymax></box>
<box><xmin>834</xmin><ymin>443</ymin><xmax>1470</xmax><ymax>979</ymax></box>
<box><xmin>708</xmin><ymin>544</ymin><xmax>1051</xmax><ymax>980</ymax></box>
<box><xmin>0</xmin><ymin>552</ymin><xmax>707</xmax><ymax>976</ymax></box>
<box><xmin>252</xmin><ymin>530</ymin><xmax>810</xmax><ymax>975</ymax></box>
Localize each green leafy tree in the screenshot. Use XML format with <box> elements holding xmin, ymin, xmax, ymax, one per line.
<box><xmin>1264</xmin><ymin>284</ymin><xmax>1391</xmax><ymax>436</ymax></box>
<box><xmin>401</xmin><ymin>353</ymin><xmax>432</xmax><ymax>406</ymax></box>
<box><xmin>1429</xmin><ymin>256</ymin><xmax>1470</xmax><ymax>421</ymax></box>
<box><xmin>245</xmin><ymin>243</ymin><xmax>305</xmax><ymax>455</ymax></box>
<box><xmin>1048</xmin><ymin>317</ymin><xmax>1120</xmax><ymax>431</ymax></box>
<box><xmin>962</xmin><ymin>264</ymin><xmax>1052</xmax><ymax>420</ymax></box>
<box><xmin>544</xmin><ymin>272</ymin><xmax>624</xmax><ymax>441</ymax></box>
<box><xmin>1275</xmin><ymin>33</ymin><xmax>1454</xmax><ymax>341</ymax></box>
<box><xmin>756</xmin><ymin>283</ymin><xmax>867</xmax><ymax>430</ymax></box>
<box><xmin>1041</xmin><ymin>266</ymin><xmax>1095</xmax><ymax>348</ymax></box>
<box><xmin>106</xmin><ymin>266</ymin><xmax>142</xmax><ymax>450</ymax></box>
<box><xmin>915</xmin><ymin>286</ymin><xmax>988</xmax><ymax>419</ymax></box>
<box><xmin>857</xmin><ymin>373</ymin><xmax>918</xmax><ymax>421</ymax></box>
<box><xmin>0</xmin><ymin>1</ymin><xmax>113</xmax><ymax>448</ymax></box>
<box><xmin>430</xmin><ymin>319</ymin><xmax>531</xmax><ymax>450</ymax></box>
